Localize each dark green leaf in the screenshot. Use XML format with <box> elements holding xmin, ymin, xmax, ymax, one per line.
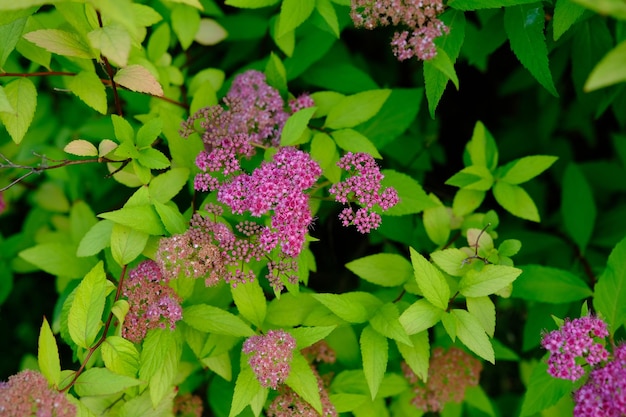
<box><xmin>562</xmin><ymin>163</ymin><xmax>596</xmax><ymax>252</ymax></box>
<box><xmin>594</xmin><ymin>236</ymin><xmax>626</xmax><ymax>335</ymax></box>
<box><xmin>512</xmin><ymin>265</ymin><xmax>592</xmax><ymax>303</ymax></box>
<box><xmin>519</xmin><ymin>361</ymin><xmax>573</xmax><ymax>417</ymax></box>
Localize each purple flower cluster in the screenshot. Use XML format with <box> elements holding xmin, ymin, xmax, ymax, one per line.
<box><xmin>0</xmin><ymin>370</ymin><xmax>76</xmax><ymax>417</ymax></box>
<box><xmin>329</xmin><ymin>152</ymin><xmax>399</xmax><ymax>233</ymax></box>
<box><xmin>541</xmin><ymin>316</ymin><xmax>609</xmax><ymax>381</ymax></box>
<box><xmin>122</xmin><ymin>260</ymin><xmax>183</xmax><ymax>343</ymax></box>
<box><xmin>350</xmin><ymin>0</ymin><xmax>448</xmax><ymax>61</ymax></box>
<box><xmin>242</xmin><ymin>330</ymin><xmax>297</xmax><ymax>389</ymax></box>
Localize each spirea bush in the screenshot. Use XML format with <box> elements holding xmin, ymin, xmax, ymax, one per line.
<box><xmin>2</xmin><ymin>0</ymin><xmax>626</xmax><ymax>416</ymax></box>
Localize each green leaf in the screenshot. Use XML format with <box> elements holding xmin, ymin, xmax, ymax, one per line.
<box><xmin>325</xmin><ymin>90</ymin><xmax>391</xmax><ymax>129</ymax></box>
<box><xmin>459</xmin><ymin>264</ymin><xmax>522</xmax><ymax>297</ymax></box>
<box><xmin>316</xmin><ymin>0</ymin><xmax>340</xmax><ymax>37</ymax></box>
<box><xmin>225</xmin><ymin>0</ymin><xmax>281</xmax><ymax>8</ymax></box>
<box><xmin>409</xmin><ymin>247</ymin><xmax>450</xmax><ymax>310</ymax></box>
<box><xmin>504</xmin><ymin>4</ymin><xmax>558</xmax><ymax>96</ymax></box>
<box><xmin>446</xmin><ymin>165</ymin><xmax>494</xmax><ymax>191</ymax></box>
<box><xmin>498</xmin><ymin>239</ymin><xmax>522</xmax><ymax>257</ymax></box>
<box><xmin>68</xmin><ymin>262</ymin><xmax>110</xmax><ymax>348</ymax></box>
<box><xmin>38</xmin><ymin>317</ymin><xmax>61</xmax><ymax>387</ymax></box>
<box><xmin>138</xmin><ymin>148</ymin><xmax>171</xmax><ymax>169</ymax></box>
<box><xmin>229</xmin><ymin>363</ymin><xmax>265</xmax><ymax>417</ymax></box>
<box><xmin>594</xmin><ymin>236</ymin><xmax>626</xmax><ymax>335</ymax></box>
<box><xmin>88</xmin><ymin>24</ymin><xmax>131</xmax><ymax>66</ymax></box>
<box><xmin>498</xmin><ymin>155</ymin><xmax>557</xmax><ymax>184</ymax></box>
<box><xmin>512</xmin><ymin>265</ymin><xmax>592</xmax><ymax>303</ymax></box>
<box><xmin>280</xmin><ymin>107</ymin><xmax>317</xmax><ymax>146</ymax></box>
<box><xmin>449</xmin><ymin>0</ymin><xmax>538</xmax><ymax>9</ymax></box>
<box><xmin>23</xmin><ymin>29</ymin><xmax>95</xmax><ymax>59</ymax></box>
<box><xmin>466</xmin><ymin>296</ymin><xmax>496</xmax><ymax>337</ymax></box>
<box><xmin>147</xmin><ymin>23</ymin><xmax>170</xmax><ymax>62</ymax></box>
<box><xmin>453</xmin><ymin>189</ymin><xmax>486</xmax><ymax>217</ymax></box>
<box><xmin>399</xmin><ymin>298</ymin><xmax>444</xmax><ymax>335</ymax></box>
<box><xmin>77</xmin><ymin>220</ymin><xmax>114</xmax><ymax>257</ymax></box>
<box><xmin>114</xmin><ymin>64</ymin><xmax>164</xmax><ymax>96</ymax></box>
<box><xmin>20</xmin><ymin>242</ymin><xmax>97</xmax><ymax>278</ymax></box>
<box><xmin>345</xmin><ymin>253</ymin><xmax>412</xmax><ymax>287</ymax></box>
<box><xmin>423</xmin><ymin>204</ymin><xmax>451</xmax><ymax>246</ymax></box>
<box><xmin>278</xmin><ymin>0</ymin><xmax>315</xmax><ymax>38</ymax></box>
<box><xmin>561</xmin><ymin>163</ymin><xmax>596</xmax><ymax>252</ymax></box>
<box><xmin>423</xmin><ymin>61</ymin><xmax>450</xmax><ymax>119</ymax></box>
<box><xmin>231</xmin><ymin>280</ymin><xmax>267</xmax><ymax>329</ymax></box>
<box><xmin>451</xmin><ymin>309</ymin><xmax>495</xmax><ymax>363</ymax></box>
<box><xmin>265</xmin><ymin>52</ymin><xmax>288</xmax><ymax>97</ymax></box>
<box><xmin>183</xmin><ymin>304</ymin><xmax>255</xmax><ymax>337</ymax></box>
<box><xmin>519</xmin><ymin>361</ymin><xmax>573</xmax><ymax>417</ymax></box>
<box><xmin>286</xmin><ymin>352</ymin><xmax>323</xmax><ymax>413</ymax></box>
<box><xmin>331</xmin><ymin>129</ymin><xmax>382</xmax><ymax>158</ymax></box>
<box><xmin>110</xmin><ymin>223</ymin><xmax>149</xmax><ymax>266</ymax></box>
<box><xmin>136</xmin><ymin>118</ymin><xmax>163</xmax><ymax>148</ymax></box>
<box><xmin>149</xmin><ymin>168</ymin><xmax>190</xmax><ymax>203</ymax></box>
<box><xmin>585</xmin><ymin>39</ymin><xmax>626</xmax><ymax>92</ymax></box>
<box><xmin>396</xmin><ymin>332</ymin><xmax>429</xmax><ymax>382</ymax></box>
<box><xmin>429</xmin><ymin>48</ymin><xmax>459</xmax><ymax>90</ymax></box>
<box><xmin>290</xmin><ymin>326</ymin><xmax>336</xmax><ymax>349</ymax></box>
<box><xmin>0</xmin><ymin>86</ymin><xmax>14</xmax><ymax>113</ymax></box>
<box><xmin>0</xmin><ymin>78</ymin><xmax>37</xmax><ymax>144</ymax></box>
<box><xmin>99</xmin><ymin>205</ymin><xmax>165</xmax><ymax>235</ymax></box>
<box><xmin>360</xmin><ymin>325</ymin><xmax>388</xmax><ymax>400</ymax></box>
<box><xmin>153</xmin><ymin>201</ymin><xmax>186</xmax><ymax>235</ymax></box>
<box><xmin>431</xmin><ymin>248</ymin><xmax>470</xmax><ymax>277</ymax></box>
<box><xmin>553</xmin><ymin>0</ymin><xmax>585</xmax><ymax>41</ymax></box>
<box><xmin>74</xmin><ymin>367</ymin><xmax>142</xmax><ymax>397</ymax></box>
<box><xmin>0</xmin><ymin>17</ymin><xmax>27</xmax><ymax>68</ymax></box>
<box><xmin>139</xmin><ymin>328</ymin><xmax>181</xmax><ymax>407</ymax></box>
<box><xmin>67</xmin><ymin>71</ymin><xmax>107</xmax><ymax>114</ymax></box>
<box><xmin>102</xmin><ymin>335</ymin><xmax>140</xmax><ymax>377</ymax></box>
<box><xmin>369</xmin><ymin>303</ymin><xmax>411</xmax><ymax>346</ymax></box>
<box><xmin>380</xmin><ymin>170</ymin><xmax>437</xmax><ymax>216</ymax></box>
<box><xmin>311</xmin><ymin>292</ymin><xmax>383</xmax><ymax>323</ymax></box>
<box><xmin>571</xmin><ymin>0</ymin><xmax>626</xmax><ymax>20</ymax></box>
<box><xmin>171</xmin><ymin>4</ymin><xmax>200</xmax><ymax>50</ymax></box>
<box><xmin>466</xmin><ymin>121</ymin><xmax>499</xmax><ymax>170</ymax></box>
<box><xmin>111</xmin><ymin>115</ymin><xmax>135</xmax><ymax>143</ymax></box>
<box><xmin>492</xmin><ymin>181</ymin><xmax>540</xmax><ymax>222</ymax></box>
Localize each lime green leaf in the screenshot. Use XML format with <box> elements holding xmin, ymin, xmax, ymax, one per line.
<box><xmin>225</xmin><ymin>0</ymin><xmax>280</xmax><ymax>8</ymax></box>
<box><xmin>345</xmin><ymin>253</ymin><xmax>412</xmax><ymax>287</ymax></box>
<box><xmin>77</xmin><ymin>220</ymin><xmax>114</xmax><ymax>257</ymax></box>
<box><xmin>586</xmin><ymin>39</ymin><xmax>626</xmax><ymax>92</ymax></box>
<box><xmin>466</xmin><ymin>121</ymin><xmax>499</xmax><ymax>170</ymax></box>
<box><xmin>453</xmin><ymin>189</ymin><xmax>486</xmax><ymax>217</ymax></box>
<box><xmin>195</xmin><ymin>18</ymin><xmax>228</xmax><ymax>45</ymax></box>
<box><xmin>114</xmin><ymin>64</ymin><xmax>164</xmax><ymax>96</ymax></box>
<box><xmin>459</xmin><ymin>265</ymin><xmax>522</xmax><ymax>297</ymax></box>
<box><xmin>153</xmin><ymin>201</ymin><xmax>186</xmax><ymax>235</ymax></box>
<box><xmin>449</xmin><ymin>0</ymin><xmax>537</xmax><ymax>9</ymax></box>
<box><xmin>409</xmin><ymin>247</ymin><xmax>450</xmax><ymax>310</ymax></box>
<box><xmin>0</xmin><ymin>17</ymin><xmax>27</xmax><ymax>68</ymax></box>
<box><xmin>137</xmin><ymin>148</ymin><xmax>170</xmax><ymax>169</ymax></box>
<box><xmin>519</xmin><ymin>361</ymin><xmax>573</xmax><ymax>417</ymax></box>
<box><xmin>466</xmin><ymin>296</ymin><xmax>496</xmax><ymax>337</ymax></box>
<box><xmin>498</xmin><ymin>239</ymin><xmax>522</xmax><ymax>257</ymax></box>
<box><xmin>38</xmin><ymin>317</ymin><xmax>61</xmax><ymax>387</ymax></box>
<box><xmin>147</xmin><ymin>23</ymin><xmax>169</xmax><ymax>62</ymax></box>
<box><xmin>316</xmin><ymin>0</ymin><xmax>340</xmax><ymax>37</ymax></box>
<box><xmin>132</xmin><ymin>3</ymin><xmax>163</xmax><ymax>27</ymax></box>
<box><xmin>68</xmin><ymin>262</ymin><xmax>110</xmax><ymax>348</ymax></box>
<box><xmin>431</xmin><ymin>248</ymin><xmax>470</xmax><ymax>277</ymax></box>
<box><xmin>102</xmin><ymin>335</ymin><xmax>140</xmax><ymax>377</ymax></box>
<box><xmin>64</xmin><ymin>139</ymin><xmax>98</xmax><ymax>157</ymax></box>
<box><xmin>280</xmin><ymin>107</ymin><xmax>317</xmax><ymax>146</ymax></box>
<box><xmin>423</xmin><ymin>58</ymin><xmax>450</xmax><ymax>119</ymax></box>
<box><xmin>423</xmin><ymin>204</ymin><xmax>451</xmax><ymax>246</ymax></box>
<box><xmin>286</xmin><ymin>352</ymin><xmax>323</xmax><ymax>412</ymax></box>
<box><xmin>74</xmin><ymin>367</ymin><xmax>142</xmax><ymax>397</ymax></box>
<box><xmin>23</xmin><ymin>29</ymin><xmax>94</xmax><ymax>59</ymax></box>
<box><xmin>451</xmin><ymin>309</ymin><xmax>494</xmax><ymax>363</ymax></box>
<box><xmin>380</xmin><ymin>170</ymin><xmax>437</xmax><ymax>216</ymax></box>
<box><xmin>512</xmin><ymin>265</ymin><xmax>592</xmax><ymax>303</ymax></box>
<box><xmin>19</xmin><ymin>242</ymin><xmax>97</xmax><ymax>278</ymax></box>
<box><xmin>399</xmin><ymin>299</ymin><xmax>444</xmax><ymax>335</ymax></box>
<box><xmin>331</xmin><ymin>128</ymin><xmax>382</xmax><ymax>158</ymax></box>
<box><xmin>360</xmin><ymin>325</ymin><xmax>388</xmax><ymax>400</ymax></box>
<box><xmin>310</xmin><ymin>91</ymin><xmax>344</xmax><ymax>117</ymax></box>
<box><xmin>0</xmin><ymin>86</ymin><xmax>14</xmax><ymax>113</ymax></box>
<box><xmin>231</xmin><ymin>280</ymin><xmax>267</xmax><ymax>328</ymax></box>
<box><xmin>429</xmin><ymin>48</ymin><xmax>459</xmax><ymax>90</ymax></box>
<box><xmin>88</xmin><ymin>24</ymin><xmax>130</xmax><ymax>66</ymax></box>
<box><xmin>169</xmin><ymin>0</ymin><xmax>204</xmax><ymax>9</ymax></box>
<box><xmin>136</xmin><ymin>118</ymin><xmax>163</xmax><ymax>148</ymax></box>
<box><xmin>0</xmin><ymin>78</ymin><xmax>37</xmax><ymax>144</ymax></box>
<box><xmin>265</xmin><ymin>52</ymin><xmax>287</xmax><ymax>97</ymax></box>
<box><xmin>278</xmin><ymin>0</ymin><xmax>315</xmax><ymax>38</ymax></box>
<box><xmin>110</xmin><ymin>223</ymin><xmax>149</xmax><ymax>266</ymax></box>
<box><xmin>553</xmin><ymin>0</ymin><xmax>585</xmax><ymax>41</ymax></box>
<box><xmin>562</xmin><ymin>163</ymin><xmax>596</xmax><ymax>252</ymax></box>
<box><xmin>492</xmin><ymin>181</ymin><xmax>540</xmax><ymax>222</ymax></box>
<box><xmin>148</xmin><ymin>168</ymin><xmax>189</xmax><ymax>204</ymax></box>
<box><xmin>325</xmin><ymin>90</ymin><xmax>391</xmax><ymax>129</ymax></box>
<box><xmin>311</xmin><ymin>292</ymin><xmax>383</xmax><ymax>323</ymax></box>
<box><xmin>290</xmin><ymin>326</ymin><xmax>336</xmax><ymax>349</ymax></box>
<box><xmin>396</xmin><ymin>332</ymin><xmax>429</xmax><ymax>382</ymax></box>
<box><xmin>67</xmin><ymin>71</ymin><xmax>107</xmax><ymax>114</ymax></box>
<box><xmin>183</xmin><ymin>304</ymin><xmax>255</xmax><ymax>337</ymax></box>
<box><xmin>571</xmin><ymin>0</ymin><xmax>626</xmax><ymax>21</ymax></box>
<box><xmin>310</xmin><ymin>131</ymin><xmax>337</xmax><ymax>167</ymax></box>
<box><xmin>504</xmin><ymin>4</ymin><xmax>558</xmax><ymax>96</ymax></box>
<box><xmin>139</xmin><ymin>328</ymin><xmax>181</xmax><ymax>407</ymax></box>
<box><xmin>369</xmin><ymin>303</ymin><xmax>411</xmax><ymax>346</ymax></box>
<box><xmin>594</xmin><ymin>236</ymin><xmax>626</xmax><ymax>335</ymax></box>
<box><xmin>229</xmin><ymin>363</ymin><xmax>265</xmax><ymax>417</ymax></box>
<box><xmin>171</xmin><ymin>4</ymin><xmax>200</xmax><ymax>50</ymax></box>
<box><xmin>111</xmin><ymin>114</ymin><xmax>134</xmax><ymax>143</ymax></box>
<box><xmin>446</xmin><ymin>165</ymin><xmax>494</xmax><ymax>191</ymax></box>
<box><xmin>498</xmin><ymin>155</ymin><xmax>557</xmax><ymax>184</ymax></box>
<box><xmin>99</xmin><ymin>205</ymin><xmax>166</xmax><ymax>235</ymax></box>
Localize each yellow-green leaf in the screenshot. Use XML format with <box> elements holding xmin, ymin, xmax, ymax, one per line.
<box><xmin>0</xmin><ymin>78</ymin><xmax>37</xmax><ymax>144</ymax></box>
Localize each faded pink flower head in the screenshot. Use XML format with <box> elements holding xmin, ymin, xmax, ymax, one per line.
<box><xmin>541</xmin><ymin>315</ymin><xmax>609</xmax><ymax>381</ymax></box>
<box><xmin>0</xmin><ymin>370</ymin><xmax>76</xmax><ymax>417</ymax></box>
<box><xmin>173</xmin><ymin>393</ymin><xmax>203</xmax><ymax>417</ymax></box>
<box><xmin>267</xmin><ymin>367</ymin><xmax>337</xmax><ymax>417</ymax></box>
<box><xmin>242</xmin><ymin>330</ymin><xmax>297</xmax><ymax>389</ymax></box>
<box><xmin>122</xmin><ymin>260</ymin><xmax>183</xmax><ymax>343</ymax></box>
<box><xmin>403</xmin><ymin>347</ymin><xmax>482</xmax><ymax>412</ymax></box>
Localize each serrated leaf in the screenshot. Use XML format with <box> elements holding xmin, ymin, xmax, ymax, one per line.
<box><xmin>451</xmin><ymin>309</ymin><xmax>494</xmax><ymax>363</ymax></box>
<box><xmin>498</xmin><ymin>155</ymin><xmax>557</xmax><ymax>184</ymax></box>
<box><xmin>345</xmin><ymin>253</ymin><xmax>412</xmax><ymax>287</ymax></box>
<box><xmin>399</xmin><ymin>298</ymin><xmax>444</xmax><ymax>335</ymax></box>
<box><xmin>23</xmin><ymin>29</ymin><xmax>94</xmax><ymax>59</ymax></box>
<box><xmin>74</xmin><ymin>367</ymin><xmax>142</xmax><ymax>397</ymax></box>
<box><xmin>99</xmin><ymin>205</ymin><xmax>165</xmax><ymax>235</ymax></box>
<box><xmin>594</xmin><ymin>236</ymin><xmax>626</xmax><ymax>335</ymax></box>
<box><xmin>77</xmin><ymin>220</ymin><xmax>114</xmax><ymax>257</ymax></box>
<box><xmin>360</xmin><ymin>325</ymin><xmax>388</xmax><ymax>400</ymax></box>
<box><xmin>409</xmin><ymin>247</ymin><xmax>450</xmax><ymax>310</ymax></box>
<box><xmin>493</xmin><ymin>181</ymin><xmax>539</xmax><ymax>222</ymax></box>
<box><xmin>396</xmin><ymin>332</ymin><xmax>429</xmax><ymax>382</ymax></box>
<box><xmin>446</xmin><ymin>165</ymin><xmax>494</xmax><ymax>191</ymax></box>
<box><xmin>231</xmin><ymin>280</ymin><xmax>267</xmax><ymax>329</ymax></box>
<box><xmin>64</xmin><ymin>139</ymin><xmax>98</xmax><ymax>157</ymax></box>
<box><xmin>290</xmin><ymin>326</ymin><xmax>336</xmax><ymax>349</ymax></box>
<box><xmin>331</xmin><ymin>129</ymin><xmax>381</xmax><ymax>158</ymax></box>
<box><xmin>0</xmin><ymin>78</ymin><xmax>37</xmax><ymax>144</ymax></box>
<box><xmin>369</xmin><ymin>303</ymin><xmax>411</xmax><ymax>346</ymax></box>
<box><xmin>316</xmin><ymin>0</ymin><xmax>339</xmax><ymax>37</ymax></box>
<box><xmin>171</xmin><ymin>4</ymin><xmax>200</xmax><ymax>50</ymax></box>
<box><xmin>504</xmin><ymin>4</ymin><xmax>558</xmax><ymax>96</ymax></box>
<box><xmin>38</xmin><ymin>317</ymin><xmax>61</xmax><ymax>387</ymax></box>
<box><xmin>136</xmin><ymin>118</ymin><xmax>163</xmax><ymax>148</ymax></box>
<box><xmin>562</xmin><ymin>163</ymin><xmax>596</xmax><ymax>252</ymax></box>
<box><xmin>20</xmin><ymin>242</ymin><xmax>97</xmax><ymax>278</ymax></box>
<box><xmin>311</xmin><ymin>292</ymin><xmax>383</xmax><ymax>323</ymax></box>
<box><xmin>230</xmin><ymin>363</ymin><xmax>265</xmax><ymax>417</ymax></box>
<box><xmin>553</xmin><ymin>0</ymin><xmax>585</xmax><ymax>41</ymax></box>
<box><xmin>148</xmin><ymin>168</ymin><xmax>189</xmax><ymax>204</ymax></box>
<box><xmin>111</xmin><ymin>114</ymin><xmax>134</xmax><ymax>143</ymax></box>
<box><xmin>278</xmin><ymin>0</ymin><xmax>315</xmax><ymax>38</ymax></box>
<box><xmin>0</xmin><ymin>86</ymin><xmax>14</xmax><ymax>113</ymax></box>
<box><xmin>512</xmin><ymin>265</ymin><xmax>592</xmax><ymax>303</ymax></box>
<box><xmin>286</xmin><ymin>352</ymin><xmax>323</xmax><ymax>412</ymax></box>
<box><xmin>466</xmin><ymin>296</ymin><xmax>496</xmax><ymax>337</ymax></box>
<box><xmin>0</xmin><ymin>17</ymin><xmax>27</xmax><ymax>68</ymax></box>
<box><xmin>138</xmin><ymin>148</ymin><xmax>170</xmax><ymax>169</ymax></box>
<box><xmin>585</xmin><ymin>39</ymin><xmax>626</xmax><ymax>92</ymax></box>
<box><xmin>102</xmin><ymin>335</ymin><xmax>140</xmax><ymax>377</ymax></box>
<box><xmin>325</xmin><ymin>90</ymin><xmax>391</xmax><ymax>129</ymax></box>
<box><xmin>68</xmin><ymin>262</ymin><xmax>109</xmax><ymax>348</ymax></box>
<box><xmin>519</xmin><ymin>361</ymin><xmax>573</xmax><ymax>417</ymax></box>
<box><xmin>110</xmin><ymin>223</ymin><xmax>149</xmax><ymax>266</ymax></box>
<box><xmin>280</xmin><ymin>107</ymin><xmax>317</xmax><ymax>146</ymax></box>
<box><xmin>88</xmin><ymin>24</ymin><xmax>130</xmax><ymax>66</ymax></box>
<box><xmin>431</xmin><ymin>248</ymin><xmax>470</xmax><ymax>277</ymax></box>
<box><xmin>459</xmin><ymin>265</ymin><xmax>522</xmax><ymax>297</ymax></box>
<box><xmin>114</xmin><ymin>64</ymin><xmax>164</xmax><ymax>96</ymax></box>
<box><xmin>139</xmin><ymin>328</ymin><xmax>181</xmax><ymax>407</ymax></box>
<box><xmin>183</xmin><ymin>304</ymin><xmax>254</xmax><ymax>337</ymax></box>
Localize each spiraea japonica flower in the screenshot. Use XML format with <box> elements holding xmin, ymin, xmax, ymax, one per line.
<box><xmin>267</xmin><ymin>367</ymin><xmax>337</xmax><ymax>417</ymax></box>
<box><xmin>329</xmin><ymin>152</ymin><xmax>399</xmax><ymax>233</ymax></box>
<box><xmin>0</xmin><ymin>370</ymin><xmax>76</xmax><ymax>417</ymax></box>
<box><xmin>350</xmin><ymin>0</ymin><xmax>448</xmax><ymax>61</ymax></box>
<box><xmin>121</xmin><ymin>260</ymin><xmax>183</xmax><ymax>343</ymax></box>
<box><xmin>541</xmin><ymin>315</ymin><xmax>609</xmax><ymax>381</ymax></box>
<box><xmin>402</xmin><ymin>347</ymin><xmax>482</xmax><ymax>412</ymax></box>
<box><xmin>173</xmin><ymin>393</ymin><xmax>204</xmax><ymax>417</ymax></box>
<box><xmin>242</xmin><ymin>329</ymin><xmax>297</xmax><ymax>389</ymax></box>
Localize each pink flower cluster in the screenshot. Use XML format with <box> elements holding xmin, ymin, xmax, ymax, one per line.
<box><xmin>350</xmin><ymin>0</ymin><xmax>448</xmax><ymax>61</ymax></box>
<box><xmin>267</xmin><ymin>367</ymin><xmax>337</xmax><ymax>417</ymax></box>
<box><xmin>242</xmin><ymin>330</ymin><xmax>297</xmax><ymax>389</ymax></box>
<box><xmin>541</xmin><ymin>316</ymin><xmax>609</xmax><ymax>381</ymax></box>
<box><xmin>0</xmin><ymin>370</ymin><xmax>76</xmax><ymax>417</ymax></box>
<box><xmin>122</xmin><ymin>260</ymin><xmax>183</xmax><ymax>343</ymax></box>
<box><xmin>329</xmin><ymin>152</ymin><xmax>399</xmax><ymax>233</ymax></box>
<box><xmin>173</xmin><ymin>393</ymin><xmax>203</xmax><ymax>417</ymax></box>
<box><xmin>402</xmin><ymin>347</ymin><xmax>482</xmax><ymax>412</ymax></box>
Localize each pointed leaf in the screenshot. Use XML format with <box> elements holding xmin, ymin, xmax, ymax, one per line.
<box><xmin>459</xmin><ymin>264</ymin><xmax>522</xmax><ymax>297</ymax></box>
<box><xmin>325</xmin><ymin>90</ymin><xmax>391</xmax><ymax>129</ymax></box>
<box><xmin>380</xmin><ymin>170</ymin><xmax>437</xmax><ymax>215</ymax></box>
<box><xmin>278</xmin><ymin>0</ymin><xmax>315</xmax><ymax>38</ymax></box>
<box><xmin>399</xmin><ymin>298</ymin><xmax>444</xmax><ymax>335</ymax></box>
<box><xmin>38</xmin><ymin>317</ymin><xmax>61</xmax><ymax>386</ymax></box>
<box><xmin>0</xmin><ymin>78</ymin><xmax>37</xmax><ymax>144</ymax></box>
<box><xmin>585</xmin><ymin>39</ymin><xmax>626</xmax><ymax>91</ymax></box>
<box><xmin>369</xmin><ymin>303</ymin><xmax>411</xmax><ymax>346</ymax></box>
<box><xmin>498</xmin><ymin>155</ymin><xmax>557</xmax><ymax>184</ymax></box>
<box><xmin>451</xmin><ymin>309</ymin><xmax>494</xmax><ymax>363</ymax></box>
<box><xmin>512</xmin><ymin>265</ymin><xmax>592</xmax><ymax>303</ymax></box>
<box><xmin>102</xmin><ymin>335</ymin><xmax>140</xmax><ymax>377</ymax></box>
<box><xmin>360</xmin><ymin>325</ymin><xmax>388</xmax><ymax>400</ymax></box>
<box><xmin>409</xmin><ymin>247</ymin><xmax>450</xmax><ymax>310</ymax></box>
<box><xmin>231</xmin><ymin>280</ymin><xmax>267</xmax><ymax>329</ymax></box>
<box><xmin>466</xmin><ymin>296</ymin><xmax>496</xmax><ymax>337</ymax></box>
<box><xmin>74</xmin><ymin>367</ymin><xmax>142</xmax><ymax>397</ymax></box>
<box><xmin>519</xmin><ymin>361</ymin><xmax>573</xmax><ymax>417</ymax></box>
<box><xmin>68</xmin><ymin>262</ymin><xmax>109</xmax><ymax>348</ymax></box>
<box><xmin>183</xmin><ymin>304</ymin><xmax>255</xmax><ymax>337</ymax></box>
<box><xmin>331</xmin><ymin>128</ymin><xmax>381</xmax><ymax>158</ymax></box>
<box><xmin>311</xmin><ymin>292</ymin><xmax>383</xmax><ymax>323</ymax></box>
<box><xmin>396</xmin><ymin>332</ymin><xmax>429</xmax><ymax>382</ymax></box>
<box><xmin>98</xmin><ymin>205</ymin><xmax>166</xmax><ymax>235</ymax></box>
<box><xmin>493</xmin><ymin>181</ymin><xmax>540</xmax><ymax>222</ymax></box>
<box><xmin>110</xmin><ymin>223</ymin><xmax>149</xmax><ymax>266</ymax></box>
<box><xmin>139</xmin><ymin>328</ymin><xmax>181</xmax><ymax>407</ymax></box>
<box><xmin>594</xmin><ymin>236</ymin><xmax>626</xmax><ymax>335</ymax></box>
<box><xmin>345</xmin><ymin>253</ymin><xmax>412</xmax><ymax>287</ymax></box>
<box><xmin>88</xmin><ymin>24</ymin><xmax>131</xmax><ymax>66</ymax></box>
<box><xmin>64</xmin><ymin>139</ymin><xmax>98</xmax><ymax>157</ymax></box>
<box><xmin>553</xmin><ymin>0</ymin><xmax>585</xmax><ymax>41</ymax></box>
<box><xmin>280</xmin><ymin>106</ymin><xmax>317</xmax><ymax>146</ymax></box>
<box><xmin>114</xmin><ymin>64</ymin><xmax>164</xmax><ymax>96</ymax></box>
<box><xmin>23</xmin><ymin>29</ymin><xmax>94</xmax><ymax>59</ymax></box>
<box><xmin>230</xmin><ymin>363</ymin><xmax>265</xmax><ymax>417</ymax></box>
<box><xmin>286</xmin><ymin>352</ymin><xmax>323</xmax><ymax>413</ymax></box>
